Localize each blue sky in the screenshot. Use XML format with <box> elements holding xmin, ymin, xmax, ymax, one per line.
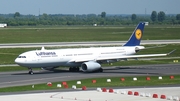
<box><xmin>0</xmin><ymin>0</ymin><xmax>179</xmax><ymax>15</ymax></box>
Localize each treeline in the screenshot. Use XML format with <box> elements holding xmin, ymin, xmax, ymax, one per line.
<box><xmin>0</xmin><ymin>11</ymin><xmax>180</xmax><ymax>26</ymax></box>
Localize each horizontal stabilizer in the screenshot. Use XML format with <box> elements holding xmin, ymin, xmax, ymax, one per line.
<box><xmin>167</xmin><ymin>49</ymin><xmax>176</xmax><ymax>55</ymax></box>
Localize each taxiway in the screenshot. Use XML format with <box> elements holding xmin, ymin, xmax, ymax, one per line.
<box><xmin>0</xmin><ymin>64</ymin><xmax>180</xmax><ymax>88</ymax></box>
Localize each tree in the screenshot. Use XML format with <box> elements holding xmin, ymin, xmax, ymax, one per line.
<box><xmin>101</xmin><ymin>12</ymin><xmax>106</xmax><ymax>18</ymax></box>
<box><xmin>131</xmin><ymin>14</ymin><xmax>136</xmax><ymax>21</ymax></box>
<box><xmin>151</xmin><ymin>11</ymin><xmax>157</xmax><ymax>22</ymax></box>
<box><xmin>158</xmin><ymin>11</ymin><xmax>166</xmax><ymax>22</ymax></box>
<box><xmin>176</xmin><ymin>14</ymin><xmax>180</xmax><ymax>20</ymax></box>
<box><xmin>14</xmin><ymin>12</ymin><xmax>20</xmax><ymax>18</ymax></box>
<box><xmin>41</xmin><ymin>13</ymin><xmax>49</xmax><ymax>20</ymax></box>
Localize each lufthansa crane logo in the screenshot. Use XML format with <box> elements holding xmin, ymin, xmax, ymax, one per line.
<box><xmin>135</xmin><ymin>29</ymin><xmax>142</xmax><ymax>40</ymax></box>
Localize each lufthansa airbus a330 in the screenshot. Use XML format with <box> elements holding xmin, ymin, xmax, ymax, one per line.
<box><xmin>15</xmin><ymin>22</ymin><xmax>174</xmax><ymax>74</ymax></box>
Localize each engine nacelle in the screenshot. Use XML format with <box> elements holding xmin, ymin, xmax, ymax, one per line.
<box><xmin>81</xmin><ymin>61</ymin><xmax>101</xmax><ymax>72</ymax></box>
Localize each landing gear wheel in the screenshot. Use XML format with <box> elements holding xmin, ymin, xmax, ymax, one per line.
<box><xmin>69</xmin><ymin>67</ymin><xmax>80</xmax><ymax>72</ymax></box>
<box><xmin>69</xmin><ymin>67</ymin><xmax>73</xmax><ymax>72</ymax></box>
<box><xmin>99</xmin><ymin>68</ymin><xmax>103</xmax><ymax>72</ymax></box>
<box><xmin>75</xmin><ymin>67</ymin><xmax>80</xmax><ymax>72</ymax></box>
<box><xmin>28</xmin><ymin>67</ymin><xmax>34</xmax><ymax>75</ymax></box>
<box><xmin>28</xmin><ymin>71</ymin><xmax>34</xmax><ymax>75</ymax></box>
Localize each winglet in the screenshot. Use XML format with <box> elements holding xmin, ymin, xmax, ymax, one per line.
<box><xmin>167</xmin><ymin>49</ymin><xmax>176</xmax><ymax>55</ymax></box>
<box><xmin>123</xmin><ymin>22</ymin><xmax>145</xmax><ymax>46</ymax></box>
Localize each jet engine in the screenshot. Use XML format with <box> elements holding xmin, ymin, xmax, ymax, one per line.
<box><xmin>81</xmin><ymin>61</ymin><xmax>101</xmax><ymax>72</ymax></box>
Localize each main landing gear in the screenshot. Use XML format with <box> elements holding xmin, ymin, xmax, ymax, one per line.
<box><xmin>69</xmin><ymin>67</ymin><xmax>80</xmax><ymax>72</ymax></box>
<box><xmin>99</xmin><ymin>68</ymin><xmax>103</xmax><ymax>72</ymax></box>
<box><xmin>28</xmin><ymin>67</ymin><xmax>34</xmax><ymax>75</ymax></box>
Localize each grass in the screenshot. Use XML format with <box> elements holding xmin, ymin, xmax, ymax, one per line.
<box><xmin>0</xmin><ymin>26</ymin><xmax>179</xmax><ymax>92</ymax></box>
<box><xmin>0</xmin><ymin>26</ymin><xmax>179</xmax><ymax>72</ymax></box>
<box><xmin>0</xmin><ymin>66</ymin><xmax>31</xmax><ymax>72</ymax></box>
<box><xmin>0</xmin><ymin>25</ymin><xmax>179</xmax><ymax>66</ymax></box>
<box><xmin>0</xmin><ymin>75</ymin><xmax>179</xmax><ymax>92</ymax></box>
<box><xmin>0</xmin><ymin>26</ymin><xmax>180</xmax><ymax>43</ymax></box>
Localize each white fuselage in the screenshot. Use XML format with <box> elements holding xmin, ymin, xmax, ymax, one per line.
<box><xmin>15</xmin><ymin>46</ymin><xmax>137</xmax><ymax>68</ymax></box>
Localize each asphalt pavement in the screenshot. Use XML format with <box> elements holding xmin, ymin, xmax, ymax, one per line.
<box><xmin>0</xmin><ymin>64</ymin><xmax>180</xmax><ymax>88</ymax></box>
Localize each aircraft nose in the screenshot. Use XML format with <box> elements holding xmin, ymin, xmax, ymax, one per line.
<box><xmin>15</xmin><ymin>58</ymin><xmax>23</xmax><ymax>64</ymax></box>
<box><xmin>15</xmin><ymin>58</ymin><xmax>20</xmax><ymax>64</ymax></box>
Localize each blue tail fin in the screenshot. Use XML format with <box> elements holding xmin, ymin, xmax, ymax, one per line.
<box><xmin>123</xmin><ymin>22</ymin><xmax>145</xmax><ymax>46</ymax></box>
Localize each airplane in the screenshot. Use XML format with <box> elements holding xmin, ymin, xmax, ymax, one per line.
<box><xmin>15</xmin><ymin>22</ymin><xmax>174</xmax><ymax>75</ymax></box>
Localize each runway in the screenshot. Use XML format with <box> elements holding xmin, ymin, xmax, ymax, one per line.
<box><xmin>0</xmin><ymin>39</ymin><xmax>179</xmax><ymax>48</ymax></box>
<box><xmin>0</xmin><ymin>64</ymin><xmax>180</xmax><ymax>88</ymax></box>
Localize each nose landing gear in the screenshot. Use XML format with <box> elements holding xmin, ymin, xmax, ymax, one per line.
<box><xmin>28</xmin><ymin>67</ymin><xmax>34</xmax><ymax>75</ymax></box>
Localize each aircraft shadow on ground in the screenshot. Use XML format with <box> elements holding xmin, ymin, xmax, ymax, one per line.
<box><xmin>100</xmin><ymin>66</ymin><xmax>161</xmax><ymax>75</ymax></box>
<box><xmin>11</xmin><ymin>69</ymin><xmax>81</xmax><ymax>75</ymax></box>
<box><xmin>11</xmin><ymin>68</ymin><xmax>98</xmax><ymax>75</ymax></box>
<box><xmin>11</xmin><ymin>66</ymin><xmax>160</xmax><ymax>75</ymax></box>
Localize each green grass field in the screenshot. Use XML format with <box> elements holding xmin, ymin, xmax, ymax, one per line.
<box><xmin>0</xmin><ymin>26</ymin><xmax>180</xmax><ymax>43</ymax></box>
<box><xmin>0</xmin><ymin>26</ymin><xmax>180</xmax><ymax>92</ymax></box>
<box><xmin>0</xmin><ymin>25</ymin><xmax>179</xmax><ymax>71</ymax></box>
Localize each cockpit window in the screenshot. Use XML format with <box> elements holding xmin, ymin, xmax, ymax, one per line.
<box><xmin>18</xmin><ymin>56</ymin><xmax>26</xmax><ymax>58</ymax></box>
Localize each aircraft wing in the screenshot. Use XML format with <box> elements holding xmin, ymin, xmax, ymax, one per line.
<box><xmin>96</xmin><ymin>53</ymin><xmax>167</xmax><ymax>61</ymax></box>
<box><xmin>69</xmin><ymin>49</ymin><xmax>175</xmax><ymax>63</ymax></box>
<box><xmin>96</xmin><ymin>49</ymin><xmax>175</xmax><ymax>61</ymax></box>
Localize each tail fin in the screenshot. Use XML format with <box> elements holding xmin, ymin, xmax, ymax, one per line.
<box><xmin>123</xmin><ymin>22</ymin><xmax>145</xmax><ymax>46</ymax></box>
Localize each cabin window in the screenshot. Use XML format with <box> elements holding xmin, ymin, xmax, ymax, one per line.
<box><xmin>18</xmin><ymin>56</ymin><xmax>26</xmax><ymax>58</ymax></box>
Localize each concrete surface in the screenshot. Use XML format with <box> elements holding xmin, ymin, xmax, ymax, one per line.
<box><xmin>0</xmin><ymin>87</ymin><xmax>180</xmax><ymax>101</ymax></box>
